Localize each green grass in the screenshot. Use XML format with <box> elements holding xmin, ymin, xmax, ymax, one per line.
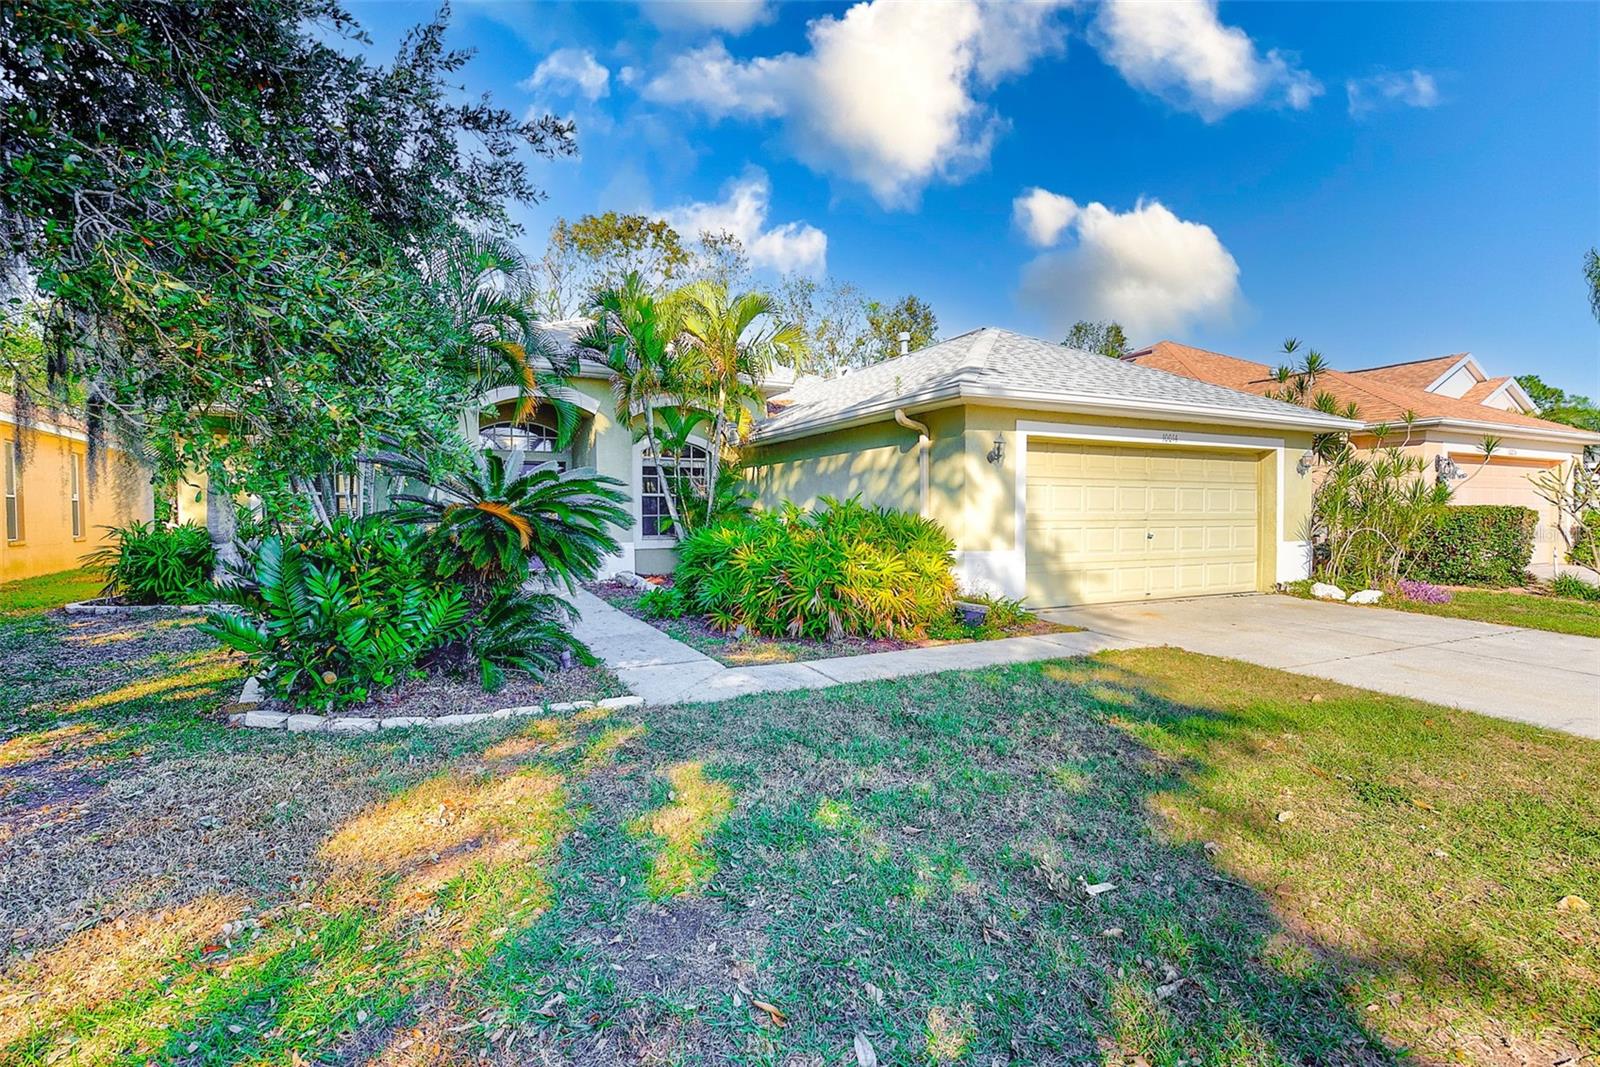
<box><xmin>1284</xmin><ymin>580</ymin><xmax>1600</xmax><ymax>637</ymax></box>
<box><xmin>2</xmin><ymin>605</ymin><xmax>1594</xmax><ymax>1066</ymax></box>
<box><xmin>0</xmin><ymin>566</ymin><xmax>105</xmax><ymax>618</ymax></box>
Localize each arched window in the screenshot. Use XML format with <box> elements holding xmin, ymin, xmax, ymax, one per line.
<box><xmin>641</xmin><ymin>443</ymin><xmax>709</xmax><ymax>538</ymax></box>
<box><xmin>480</xmin><ymin>419</ymin><xmax>568</xmax><ymax>474</ymax></box>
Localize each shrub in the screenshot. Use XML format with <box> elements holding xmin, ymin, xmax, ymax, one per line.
<box><xmin>203</xmin><ymin>516</ymin><xmax>469</xmax><ymax>710</ymax></box>
<box><xmin>637</xmin><ymin>586</ymin><xmax>688</xmax><ymax>620</ymax></box>
<box><xmin>83</xmin><ymin>520</ymin><xmax>215</xmax><ymax>604</ymax></box>
<box><xmin>1405</xmin><ymin>505</ymin><xmax>1536</xmax><ymax>587</ymax></box>
<box><xmin>1550</xmin><ymin>573</ymin><xmax>1600</xmax><ymax>602</ymax></box>
<box><xmin>1570</xmin><ymin>510</ymin><xmax>1599</xmax><ymax>568</ymax></box>
<box><xmin>1395</xmin><ymin>579</ymin><xmax>1452</xmax><ymax>605</ymax></box>
<box><xmin>675</xmin><ymin>497</ymin><xmax>957</xmax><ymax>640</ymax></box>
<box><xmin>1312</xmin><ymin>448</ymin><xmax>1451</xmax><ymax>588</ymax></box>
<box><xmin>375</xmin><ymin>447</ymin><xmax>631</xmax><ymax>605</ymax></box>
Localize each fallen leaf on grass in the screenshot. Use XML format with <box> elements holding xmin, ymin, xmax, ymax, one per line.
<box><xmin>1276</xmin><ymin>811</ymin><xmax>1295</xmax><ymax>823</ymax></box>
<box><xmin>1556</xmin><ymin>895</ymin><xmax>1590</xmax><ymax>913</ymax></box>
<box><xmin>854</xmin><ymin>1032</ymin><xmax>878</xmax><ymax>1066</ymax></box>
<box><xmin>752</xmin><ymin>999</ymin><xmax>787</xmax><ymax>1027</ymax></box>
<box><xmin>1079</xmin><ymin>878</ymin><xmax>1116</xmax><ymax>898</ymax></box>
<box><xmin>1411</xmin><ymin>798</ymin><xmax>1436</xmax><ymax>812</ymax></box>
<box><xmin>863</xmin><ymin>982</ymin><xmax>885</xmax><ymax>1005</ymax></box>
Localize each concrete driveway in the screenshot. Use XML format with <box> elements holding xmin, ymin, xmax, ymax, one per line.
<box><xmin>1038</xmin><ymin>594</ymin><xmax>1600</xmax><ymax>739</ymax></box>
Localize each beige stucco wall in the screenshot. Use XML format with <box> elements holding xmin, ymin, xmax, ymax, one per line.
<box><xmin>1</xmin><ymin>422</ymin><xmax>153</xmax><ymax>583</ymax></box>
<box><xmin>745</xmin><ymin>403</ymin><xmax>1322</xmax><ymax>602</ymax></box>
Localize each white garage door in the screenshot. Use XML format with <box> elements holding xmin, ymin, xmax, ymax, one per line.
<box><xmin>1025</xmin><ymin>441</ymin><xmax>1261</xmax><ymax>607</ymax></box>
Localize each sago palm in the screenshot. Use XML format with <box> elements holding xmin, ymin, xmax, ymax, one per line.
<box><xmin>380</xmin><ymin>447</ymin><xmax>631</xmax><ymax>601</ymax></box>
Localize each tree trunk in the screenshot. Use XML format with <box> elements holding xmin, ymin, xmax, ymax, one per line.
<box><xmin>206</xmin><ymin>479</ymin><xmax>244</xmax><ymax>586</ymax></box>
<box><xmin>707</xmin><ymin>384</ymin><xmax>727</xmax><ymax>524</ymax></box>
<box><xmin>643</xmin><ymin>403</ymin><xmax>683</xmax><ymax>541</ymax></box>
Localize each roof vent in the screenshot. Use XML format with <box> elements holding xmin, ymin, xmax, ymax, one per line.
<box><xmin>898</xmin><ymin>331</ymin><xmax>911</xmax><ymax>357</ymax></box>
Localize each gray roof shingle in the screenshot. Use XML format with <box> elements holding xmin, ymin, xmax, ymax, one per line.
<box><xmin>754</xmin><ymin>327</ymin><xmax>1360</xmax><ymax>439</ymax></box>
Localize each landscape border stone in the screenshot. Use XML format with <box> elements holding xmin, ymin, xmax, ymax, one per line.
<box><xmin>227</xmin><ymin>676</ymin><xmax>642</xmax><ymax>735</ymax></box>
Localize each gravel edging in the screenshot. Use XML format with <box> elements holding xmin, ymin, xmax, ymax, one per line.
<box><xmin>64</xmin><ymin>598</ymin><xmax>221</xmax><ymax>616</ymax></box>
<box><xmin>226</xmin><ymin>676</ymin><xmax>642</xmax><ymax>734</ymax></box>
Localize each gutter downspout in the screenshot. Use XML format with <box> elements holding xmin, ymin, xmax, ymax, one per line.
<box><xmin>894</xmin><ymin>408</ymin><xmax>930</xmax><ymax>517</ymax></box>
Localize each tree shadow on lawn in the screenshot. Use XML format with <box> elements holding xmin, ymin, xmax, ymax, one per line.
<box><xmin>3</xmin><ymin>615</ymin><xmax>1593</xmax><ymax>1066</ymax></box>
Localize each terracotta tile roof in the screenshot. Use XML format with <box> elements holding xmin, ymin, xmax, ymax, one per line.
<box><xmin>1125</xmin><ymin>342</ymin><xmax>1598</xmax><ymax>440</ymax></box>
<box><xmin>1348</xmin><ymin>353</ymin><xmax>1469</xmax><ymax>390</ymax></box>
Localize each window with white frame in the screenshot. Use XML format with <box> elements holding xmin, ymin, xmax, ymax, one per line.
<box><xmin>640</xmin><ymin>444</ymin><xmax>708</xmax><ymax>539</ymax></box>
<box><xmin>4</xmin><ymin>439</ymin><xmax>20</xmax><ymax>543</ymax></box>
<box><xmin>70</xmin><ymin>453</ymin><xmax>83</xmax><ymax>538</ymax></box>
<box><xmin>480</xmin><ymin>419</ymin><xmax>568</xmax><ymax>474</ymax></box>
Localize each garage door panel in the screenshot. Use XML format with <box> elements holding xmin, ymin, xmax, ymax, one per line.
<box><xmin>1025</xmin><ymin>440</ymin><xmax>1262</xmax><ymax>607</ymax></box>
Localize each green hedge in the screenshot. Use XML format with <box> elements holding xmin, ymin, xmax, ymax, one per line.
<box><xmin>1406</xmin><ymin>505</ymin><xmax>1536</xmax><ymax>587</ymax></box>
<box><xmin>674</xmin><ymin>497</ymin><xmax>957</xmax><ymax>640</ymax></box>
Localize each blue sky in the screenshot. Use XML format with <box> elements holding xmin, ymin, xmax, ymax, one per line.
<box><xmin>352</xmin><ymin>0</ymin><xmax>1599</xmax><ymax>393</ymax></box>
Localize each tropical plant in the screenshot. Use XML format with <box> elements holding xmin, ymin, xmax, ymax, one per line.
<box><xmin>202</xmin><ymin>517</ymin><xmax>470</xmax><ymax>710</ymax></box>
<box><xmin>425</xmin><ymin>232</ymin><xmax>580</xmax><ymax>438</ymax></box>
<box><xmin>376</xmin><ymin>447</ymin><xmax>631</xmax><ymax>604</ymax></box>
<box><xmin>83</xmin><ymin>521</ymin><xmax>216</xmax><ymax>605</ymax></box>
<box><xmin>677</xmin><ymin>279</ymin><xmax>801</xmax><ymax>523</ymax></box>
<box><xmin>1531</xmin><ymin>461</ymin><xmax>1600</xmax><ymax>573</ymax></box>
<box><xmin>1312</xmin><ymin>448</ymin><xmax>1452</xmax><ymax>588</ymax></box>
<box><xmin>579</xmin><ymin>273</ymin><xmax>694</xmax><ymax>537</ymax></box>
<box><xmin>453</xmin><ymin>591</ymin><xmax>584</xmax><ymax>690</ymax></box>
<box><xmin>637</xmin><ymin>586</ymin><xmax>689</xmax><ymax>620</ymax></box>
<box><xmin>675</xmin><ymin>498</ymin><xmax>957</xmax><ymax>640</ymax></box>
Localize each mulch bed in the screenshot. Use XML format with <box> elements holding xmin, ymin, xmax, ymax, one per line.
<box><xmin>285</xmin><ymin>664</ymin><xmax>629</xmax><ymax>721</ymax></box>
<box><xmin>590</xmin><ymin>580</ymin><xmax>1075</xmax><ymax>668</ymax></box>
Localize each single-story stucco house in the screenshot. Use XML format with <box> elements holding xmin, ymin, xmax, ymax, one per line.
<box><xmin>742</xmin><ymin>328</ymin><xmax>1359</xmax><ymax>607</ymax></box>
<box><xmin>1126</xmin><ymin>342</ymin><xmax>1600</xmax><ymax>576</ymax></box>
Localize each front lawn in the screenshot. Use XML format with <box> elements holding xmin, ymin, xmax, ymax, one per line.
<box><xmin>1284</xmin><ymin>580</ymin><xmax>1600</xmax><ymax>638</ymax></box>
<box><xmin>2</xmin><ymin>581</ymin><xmax>1594</xmax><ymax>1065</ymax></box>
<box><xmin>591</xmin><ymin>580</ymin><xmax>1079</xmax><ymax>667</ymax></box>
<box><xmin>0</xmin><ymin>567</ymin><xmax>106</xmax><ymax>617</ymax></box>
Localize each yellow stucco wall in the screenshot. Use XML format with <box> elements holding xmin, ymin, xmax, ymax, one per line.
<box><xmin>1</xmin><ymin>421</ymin><xmax>153</xmax><ymax>583</ymax></box>
<box><xmin>745</xmin><ymin>403</ymin><xmax>1322</xmax><ymax>600</ymax></box>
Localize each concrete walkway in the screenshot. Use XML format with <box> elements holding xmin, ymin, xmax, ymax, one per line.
<box><xmin>1038</xmin><ymin>594</ymin><xmax>1600</xmax><ymax>740</ymax></box>
<box><xmin>567</xmin><ymin>589</ymin><xmax>1141</xmax><ymax>706</ymax></box>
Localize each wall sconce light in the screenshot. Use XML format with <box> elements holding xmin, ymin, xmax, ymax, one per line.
<box><xmin>1295</xmin><ymin>450</ymin><xmax>1315</xmax><ymax>476</ymax></box>
<box><xmin>1434</xmin><ymin>455</ymin><xmax>1463</xmax><ymax>481</ymax></box>
<box><xmin>987</xmin><ymin>435</ymin><xmax>1005</xmax><ymax>465</ymax></box>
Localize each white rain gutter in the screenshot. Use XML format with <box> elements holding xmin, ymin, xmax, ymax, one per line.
<box><xmin>894</xmin><ymin>408</ymin><xmax>931</xmax><ymax>517</ymax></box>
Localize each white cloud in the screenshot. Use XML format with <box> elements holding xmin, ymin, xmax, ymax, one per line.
<box><xmin>522</xmin><ymin>48</ymin><xmax>610</xmax><ymax>102</ymax></box>
<box><xmin>645</xmin><ymin>0</ymin><xmax>1070</xmax><ymax>208</ymax></box>
<box><xmin>1013</xmin><ymin>187</ymin><xmax>1080</xmax><ymax>248</ymax></box>
<box><xmin>1346</xmin><ymin>70</ymin><xmax>1441</xmax><ymax>117</ymax></box>
<box><xmin>642</xmin><ymin>0</ymin><xmax>773</xmax><ymax>34</ymax></box>
<box><xmin>1092</xmin><ymin>0</ymin><xmax>1320</xmax><ymax>121</ymax></box>
<box><xmin>663</xmin><ymin>170</ymin><xmax>828</xmax><ymax>276</ymax></box>
<box><xmin>1017</xmin><ymin>193</ymin><xmax>1241</xmax><ymax>338</ymax></box>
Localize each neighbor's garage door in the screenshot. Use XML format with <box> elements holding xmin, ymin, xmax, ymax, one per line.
<box><xmin>1025</xmin><ymin>441</ymin><xmax>1261</xmax><ymax>607</ymax></box>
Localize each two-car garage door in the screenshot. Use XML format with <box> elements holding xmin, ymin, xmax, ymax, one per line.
<box><xmin>1025</xmin><ymin>440</ymin><xmax>1262</xmax><ymax>607</ymax></box>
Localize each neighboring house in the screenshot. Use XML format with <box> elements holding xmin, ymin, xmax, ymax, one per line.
<box><xmin>0</xmin><ymin>395</ymin><xmax>154</xmax><ymax>583</ymax></box>
<box><xmin>743</xmin><ymin>328</ymin><xmax>1358</xmax><ymax>608</ymax></box>
<box><xmin>1126</xmin><ymin>342</ymin><xmax>1600</xmax><ymax>575</ymax></box>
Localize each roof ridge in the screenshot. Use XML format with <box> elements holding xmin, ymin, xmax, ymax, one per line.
<box><xmin>1349</xmin><ymin>352</ymin><xmax>1470</xmax><ymax>374</ymax></box>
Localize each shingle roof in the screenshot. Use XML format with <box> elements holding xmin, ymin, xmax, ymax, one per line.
<box><xmin>754</xmin><ymin>328</ymin><xmax>1358</xmax><ymax>440</ymax></box>
<box><xmin>1127</xmin><ymin>341</ymin><xmax>1599</xmax><ymax>441</ymax></box>
<box><xmin>1350</xmin><ymin>353</ymin><xmax>1470</xmax><ymax>390</ymax></box>
<box><xmin>1461</xmin><ymin>376</ymin><xmax>1509</xmax><ymax>404</ymax></box>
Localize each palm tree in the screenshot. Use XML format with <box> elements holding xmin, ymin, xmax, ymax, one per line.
<box><xmin>578</xmin><ymin>272</ymin><xmax>693</xmax><ymax>538</ymax></box>
<box><xmin>677</xmin><ymin>279</ymin><xmax>800</xmax><ymax>522</ymax></box>
<box><xmin>424</xmin><ymin>233</ymin><xmax>580</xmax><ymax>443</ymax></box>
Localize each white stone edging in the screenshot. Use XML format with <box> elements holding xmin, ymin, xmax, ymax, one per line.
<box><xmin>227</xmin><ymin>676</ymin><xmax>642</xmax><ymax>734</ymax></box>
<box><xmin>65</xmin><ymin>599</ymin><xmax>222</xmax><ymax>616</ymax></box>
